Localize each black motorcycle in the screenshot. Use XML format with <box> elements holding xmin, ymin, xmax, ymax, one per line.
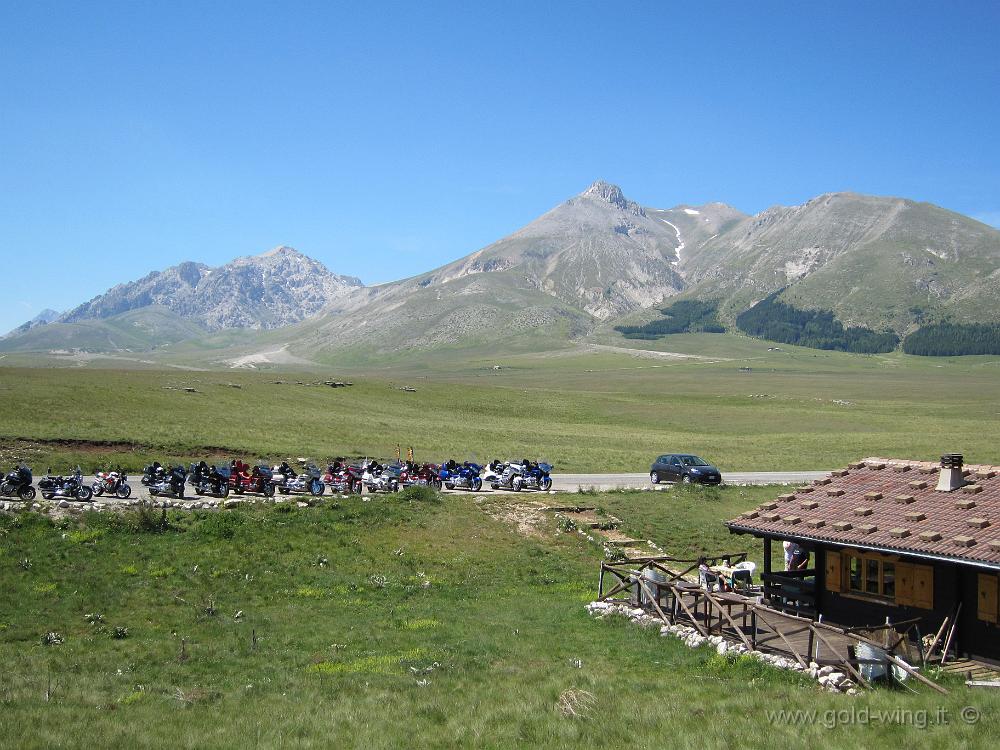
<box><xmin>142</xmin><ymin>462</ymin><xmax>166</xmax><ymax>487</ymax></box>
<box><xmin>148</xmin><ymin>465</ymin><xmax>188</xmax><ymax>499</ymax></box>
<box><xmin>188</xmin><ymin>463</ymin><xmax>230</xmax><ymax>498</ymax></box>
<box><xmin>1</xmin><ymin>465</ymin><xmax>36</xmax><ymax>501</ymax></box>
<box><xmin>38</xmin><ymin>467</ymin><xmax>93</xmax><ymax>502</ymax></box>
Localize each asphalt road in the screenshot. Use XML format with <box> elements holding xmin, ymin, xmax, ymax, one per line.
<box><xmin>553</xmin><ymin>471</ymin><xmax>829</xmax><ymax>491</ymax></box>
<box><xmin>15</xmin><ymin>470</ymin><xmax>831</xmax><ymax>507</ymax></box>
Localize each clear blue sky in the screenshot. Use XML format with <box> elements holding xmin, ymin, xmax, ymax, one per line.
<box><xmin>2</xmin><ymin>1</ymin><xmax>999</xmax><ymax>332</ymax></box>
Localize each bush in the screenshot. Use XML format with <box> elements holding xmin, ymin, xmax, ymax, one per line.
<box><xmin>397</xmin><ymin>485</ymin><xmax>441</xmax><ymax>503</ymax></box>
<box><xmin>194</xmin><ymin>512</ymin><xmax>246</xmax><ymax>540</ymax></box>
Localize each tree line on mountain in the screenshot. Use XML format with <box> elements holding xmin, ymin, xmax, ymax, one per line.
<box><xmin>901</xmin><ymin>322</ymin><xmax>1000</xmax><ymax>356</ymax></box>
<box><xmin>614</xmin><ymin>300</ymin><xmax>725</xmax><ymax>338</ymax></box>
<box><xmin>734</xmin><ymin>291</ymin><xmax>899</xmax><ymax>353</ymax></box>
<box><xmin>613</xmin><ymin>290</ymin><xmax>1000</xmax><ymax>357</ymax></box>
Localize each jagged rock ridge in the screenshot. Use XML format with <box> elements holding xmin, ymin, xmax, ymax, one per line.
<box><xmin>60</xmin><ymin>247</ymin><xmax>363</xmax><ymax>331</ymax></box>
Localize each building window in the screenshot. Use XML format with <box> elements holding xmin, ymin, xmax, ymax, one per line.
<box><xmin>844</xmin><ymin>552</ymin><xmax>895</xmax><ymax>600</ymax></box>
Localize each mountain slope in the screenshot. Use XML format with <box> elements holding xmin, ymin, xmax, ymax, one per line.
<box><xmin>61</xmin><ymin>246</ymin><xmax>362</xmax><ymax>331</ymax></box>
<box><xmin>678</xmin><ymin>192</ymin><xmax>1000</xmax><ymax>333</ymax></box>
<box><xmin>6</xmin><ymin>308</ymin><xmax>60</xmax><ymax>337</ymax></box>
<box><xmin>420</xmin><ymin>181</ymin><xmax>712</xmax><ymax>320</ymax></box>
<box><xmin>289</xmin><ymin>181</ymin><xmax>735</xmax><ymax>359</ymax></box>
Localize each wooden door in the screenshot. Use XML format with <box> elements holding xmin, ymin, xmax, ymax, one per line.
<box><xmin>979</xmin><ymin>574</ymin><xmax>999</xmax><ymax>624</ymax></box>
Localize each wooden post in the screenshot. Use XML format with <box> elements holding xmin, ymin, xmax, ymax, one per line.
<box><xmin>941</xmin><ymin>603</ymin><xmax>961</xmax><ymax>665</ymax></box>
<box><xmin>598</xmin><ymin>563</ymin><xmax>605</xmax><ymax>599</ymax></box>
<box><xmin>763</xmin><ymin>537</ymin><xmax>773</xmax><ymax>603</ymax></box>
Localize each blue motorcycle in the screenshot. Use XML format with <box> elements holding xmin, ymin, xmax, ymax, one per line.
<box><xmin>438</xmin><ymin>460</ymin><xmax>483</xmax><ymax>492</ymax></box>
<box><xmin>513</xmin><ymin>460</ymin><xmax>553</xmax><ymax>492</ymax></box>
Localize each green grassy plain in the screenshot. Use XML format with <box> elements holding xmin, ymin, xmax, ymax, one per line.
<box><xmin>1</xmin><ymin>487</ymin><xmax>995</xmax><ymax>749</ymax></box>
<box><xmin>2</xmin><ymin>334</ymin><xmax>999</xmax><ymax>473</ymax></box>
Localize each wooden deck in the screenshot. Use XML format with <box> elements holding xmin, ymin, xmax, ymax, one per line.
<box><xmin>598</xmin><ymin>555</ymin><xmax>948</xmax><ymax>692</ymax></box>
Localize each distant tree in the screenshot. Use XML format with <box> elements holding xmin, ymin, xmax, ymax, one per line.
<box><xmin>902</xmin><ymin>322</ymin><xmax>1000</xmax><ymax>356</ymax></box>
<box><xmin>614</xmin><ymin>300</ymin><xmax>725</xmax><ymax>338</ymax></box>
<box><xmin>735</xmin><ymin>290</ymin><xmax>899</xmax><ymax>354</ymax></box>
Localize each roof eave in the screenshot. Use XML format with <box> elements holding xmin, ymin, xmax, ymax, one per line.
<box><xmin>725</xmin><ymin>522</ymin><xmax>1000</xmax><ymax>572</ymax></box>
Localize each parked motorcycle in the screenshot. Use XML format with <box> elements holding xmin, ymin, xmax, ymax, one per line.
<box><xmin>92</xmin><ymin>469</ymin><xmax>132</xmax><ymax>498</ymax></box>
<box><xmin>438</xmin><ymin>460</ymin><xmax>483</xmax><ymax>492</ymax></box>
<box><xmin>397</xmin><ymin>461</ymin><xmax>441</xmax><ymax>489</ymax></box>
<box><xmin>273</xmin><ymin>462</ymin><xmax>325</xmax><ymax>496</ymax></box>
<box><xmin>228</xmin><ymin>461</ymin><xmax>275</xmax><ymax>497</ymax></box>
<box><xmin>38</xmin><ymin>467</ymin><xmax>93</xmax><ymax>502</ymax></box>
<box><xmin>361</xmin><ymin>462</ymin><xmax>400</xmax><ymax>493</ymax></box>
<box><xmin>148</xmin><ymin>465</ymin><xmax>188</xmax><ymax>499</ymax></box>
<box><xmin>487</xmin><ymin>459</ymin><xmax>553</xmax><ymax>492</ymax></box>
<box><xmin>323</xmin><ymin>461</ymin><xmax>364</xmax><ymax>494</ymax></box>
<box><xmin>1</xmin><ymin>465</ymin><xmax>36</xmax><ymax>501</ymax></box>
<box><xmin>188</xmin><ymin>462</ymin><xmax>230</xmax><ymax>498</ymax></box>
<box><xmin>142</xmin><ymin>462</ymin><xmax>166</xmax><ymax>487</ymax></box>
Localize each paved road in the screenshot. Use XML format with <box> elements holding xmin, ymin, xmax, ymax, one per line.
<box><xmin>553</xmin><ymin>471</ymin><xmax>829</xmax><ymax>491</ymax></box>
<box><xmin>11</xmin><ymin>470</ymin><xmax>831</xmax><ymax>508</ymax></box>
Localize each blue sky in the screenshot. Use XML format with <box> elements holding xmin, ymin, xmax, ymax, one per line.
<box><xmin>2</xmin><ymin>1</ymin><xmax>999</xmax><ymax>332</ymax></box>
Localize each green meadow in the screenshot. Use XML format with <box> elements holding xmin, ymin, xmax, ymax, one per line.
<box><xmin>1</xmin><ymin>487</ymin><xmax>995</xmax><ymax>749</ymax></box>
<box><xmin>2</xmin><ymin>334</ymin><xmax>999</xmax><ymax>473</ymax></box>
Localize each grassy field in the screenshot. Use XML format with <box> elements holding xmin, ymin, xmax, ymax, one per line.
<box><xmin>2</xmin><ymin>334</ymin><xmax>1000</xmax><ymax>473</ymax></box>
<box><xmin>1</xmin><ymin>486</ymin><xmax>995</xmax><ymax>749</ymax></box>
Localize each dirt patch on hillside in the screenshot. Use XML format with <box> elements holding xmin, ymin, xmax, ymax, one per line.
<box><xmin>475</xmin><ymin>497</ymin><xmax>550</xmax><ymax>539</ymax></box>
<box><xmin>0</xmin><ymin>437</ymin><xmax>234</xmax><ymax>458</ymax></box>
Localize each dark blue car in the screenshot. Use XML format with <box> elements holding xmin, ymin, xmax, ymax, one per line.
<box><xmin>649</xmin><ymin>454</ymin><xmax>722</xmax><ymax>485</ymax></box>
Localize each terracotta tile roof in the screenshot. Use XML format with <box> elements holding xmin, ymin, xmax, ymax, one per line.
<box><xmin>726</xmin><ymin>457</ymin><xmax>1000</xmax><ymax>569</ymax></box>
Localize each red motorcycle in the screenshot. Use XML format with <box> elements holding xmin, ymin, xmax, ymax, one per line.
<box><xmin>398</xmin><ymin>462</ymin><xmax>441</xmax><ymax>489</ymax></box>
<box><xmin>323</xmin><ymin>461</ymin><xmax>364</xmax><ymax>494</ymax></box>
<box><xmin>92</xmin><ymin>469</ymin><xmax>132</xmax><ymax>498</ymax></box>
<box><xmin>228</xmin><ymin>460</ymin><xmax>275</xmax><ymax>497</ymax></box>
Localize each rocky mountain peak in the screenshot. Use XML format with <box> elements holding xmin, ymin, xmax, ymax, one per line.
<box><xmin>581</xmin><ymin>180</ymin><xmax>645</xmax><ymax>216</ymax></box>
<box><xmin>257</xmin><ymin>245</ymin><xmax>301</xmax><ymax>258</ymax></box>
<box><xmin>55</xmin><ymin>247</ymin><xmax>364</xmax><ymax>331</ymax></box>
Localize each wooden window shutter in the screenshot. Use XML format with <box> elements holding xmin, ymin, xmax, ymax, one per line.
<box><xmin>825</xmin><ymin>550</ymin><xmax>841</xmax><ymax>592</ymax></box>
<box><xmin>895</xmin><ymin>563</ymin><xmax>914</xmax><ymax>606</ymax></box>
<box><xmin>979</xmin><ymin>574</ymin><xmax>999</xmax><ymax>624</ymax></box>
<box><xmin>912</xmin><ymin>565</ymin><xmax>934</xmax><ymax>609</ymax></box>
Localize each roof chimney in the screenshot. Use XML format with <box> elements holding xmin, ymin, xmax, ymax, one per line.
<box><xmin>936</xmin><ymin>453</ymin><xmax>966</xmax><ymax>492</ymax></box>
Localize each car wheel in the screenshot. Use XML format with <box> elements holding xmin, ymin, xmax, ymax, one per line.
<box><xmin>681</xmin><ymin>474</ymin><xmax>691</xmax><ymax>484</ymax></box>
<box><xmin>650</xmin><ymin>471</ymin><xmax>659</xmax><ymax>484</ymax></box>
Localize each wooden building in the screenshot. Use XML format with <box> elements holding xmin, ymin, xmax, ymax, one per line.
<box><xmin>726</xmin><ymin>454</ymin><xmax>1000</xmax><ymax>663</ymax></box>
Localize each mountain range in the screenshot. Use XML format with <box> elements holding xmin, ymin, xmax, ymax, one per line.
<box><xmin>4</xmin><ymin>181</ymin><xmax>1000</xmax><ymax>359</ymax></box>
